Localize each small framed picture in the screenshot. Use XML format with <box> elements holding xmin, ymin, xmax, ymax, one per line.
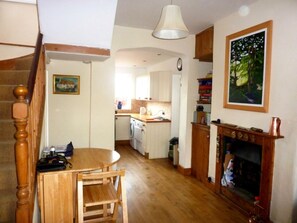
<box><xmin>53</xmin><ymin>74</ymin><xmax>80</xmax><ymax>95</ymax></box>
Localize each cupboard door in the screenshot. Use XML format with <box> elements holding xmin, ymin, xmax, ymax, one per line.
<box><xmin>191</xmin><ymin>124</ymin><xmax>199</xmax><ymax>177</ymax></box>
<box><xmin>200</xmin><ymin>127</ymin><xmax>210</xmax><ymax>183</ymax></box>
<box><xmin>146</xmin><ymin>123</ymin><xmax>170</xmax><ymax>159</ymax></box>
<box><xmin>39</xmin><ymin>172</ymin><xmax>74</xmax><ymax>223</ymax></box>
<box><xmin>135</xmin><ymin>75</ymin><xmax>150</xmax><ymax>100</ymax></box>
<box><xmin>191</xmin><ymin>124</ymin><xmax>210</xmax><ymax>183</ymax></box>
<box><xmin>158</xmin><ymin>71</ymin><xmax>172</xmax><ymax>102</ymax></box>
<box><xmin>149</xmin><ymin>71</ymin><xmax>159</xmax><ymax>101</ymax></box>
<box><xmin>115</xmin><ymin>116</ymin><xmax>130</xmax><ymax>140</ymax></box>
<box><xmin>195</xmin><ymin>26</ymin><xmax>213</xmax><ymax>62</ymax></box>
<box><xmin>149</xmin><ymin>71</ymin><xmax>172</xmax><ymax>102</ymax></box>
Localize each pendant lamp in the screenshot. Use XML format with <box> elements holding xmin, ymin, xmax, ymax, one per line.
<box><xmin>152</xmin><ymin>3</ymin><xmax>189</xmax><ymax>40</ymax></box>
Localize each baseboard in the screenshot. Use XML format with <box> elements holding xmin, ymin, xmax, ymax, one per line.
<box><xmin>177</xmin><ymin>164</ymin><xmax>191</xmax><ymax>176</ymax></box>
<box><xmin>144</xmin><ymin>152</ymin><xmax>149</xmax><ymax>159</ymax></box>
<box><xmin>115</xmin><ymin>140</ymin><xmax>130</xmax><ymax>146</ymax></box>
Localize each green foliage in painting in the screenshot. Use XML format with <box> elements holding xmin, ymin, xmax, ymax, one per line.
<box><xmin>228</xmin><ymin>31</ymin><xmax>265</xmax><ymax>105</ymax></box>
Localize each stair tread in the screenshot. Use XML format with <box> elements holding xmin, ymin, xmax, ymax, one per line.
<box><xmin>0</xmin><ymin>119</ymin><xmax>13</xmax><ymax>122</ymax></box>
<box><xmin>0</xmin><ymin>195</ymin><xmax>16</xmax><ymax>201</ymax></box>
<box><xmin>0</xmin><ymin>69</ymin><xmax>30</xmax><ymax>72</ymax></box>
<box><xmin>0</xmin><ymin>140</ymin><xmax>15</xmax><ymax>144</ymax></box>
<box><xmin>0</xmin><ymin>193</ymin><xmax>16</xmax><ymax>203</ymax></box>
<box><xmin>0</xmin><ymin>84</ymin><xmax>19</xmax><ymax>86</ymax></box>
<box><xmin>0</xmin><ymin>188</ymin><xmax>16</xmax><ymax>194</ymax></box>
<box><xmin>0</xmin><ymin>100</ymin><xmax>14</xmax><ymax>103</ymax></box>
<box><xmin>0</xmin><ymin>162</ymin><xmax>15</xmax><ymax>170</ymax></box>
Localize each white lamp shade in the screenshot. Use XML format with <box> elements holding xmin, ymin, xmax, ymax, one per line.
<box><xmin>152</xmin><ymin>5</ymin><xmax>189</xmax><ymax>40</ymax></box>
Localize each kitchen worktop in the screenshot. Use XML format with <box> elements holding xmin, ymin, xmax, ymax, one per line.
<box><xmin>115</xmin><ymin>113</ymin><xmax>171</xmax><ymax>123</ymax></box>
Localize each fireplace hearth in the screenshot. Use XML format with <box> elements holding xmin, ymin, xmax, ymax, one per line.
<box><xmin>213</xmin><ymin>123</ymin><xmax>283</xmax><ymax>222</ymax></box>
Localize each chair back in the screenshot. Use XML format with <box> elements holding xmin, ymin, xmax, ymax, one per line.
<box><xmin>77</xmin><ymin>169</ymin><xmax>128</xmax><ymax>223</ymax></box>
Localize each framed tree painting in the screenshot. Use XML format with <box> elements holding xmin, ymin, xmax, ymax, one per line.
<box><xmin>224</xmin><ymin>20</ymin><xmax>272</xmax><ymax>112</ymax></box>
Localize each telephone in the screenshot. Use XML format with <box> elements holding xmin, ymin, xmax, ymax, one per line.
<box><xmin>37</xmin><ymin>154</ymin><xmax>72</xmax><ymax>172</ymax></box>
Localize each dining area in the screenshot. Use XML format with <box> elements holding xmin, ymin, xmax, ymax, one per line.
<box><xmin>37</xmin><ymin>148</ymin><xmax>127</xmax><ymax>223</ymax></box>
<box><xmin>37</xmin><ymin>145</ymin><xmax>250</xmax><ymax>223</ymax></box>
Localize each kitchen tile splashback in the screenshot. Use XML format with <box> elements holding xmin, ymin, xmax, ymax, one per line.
<box><xmin>116</xmin><ymin>99</ymin><xmax>146</xmax><ymax>114</ymax></box>
<box><xmin>116</xmin><ymin>99</ymin><xmax>171</xmax><ymax>119</ymax></box>
<box><xmin>146</xmin><ymin>102</ymin><xmax>171</xmax><ymax>119</ymax></box>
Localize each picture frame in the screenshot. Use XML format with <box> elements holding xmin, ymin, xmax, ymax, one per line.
<box><xmin>223</xmin><ymin>20</ymin><xmax>273</xmax><ymax>112</ymax></box>
<box><xmin>53</xmin><ymin>74</ymin><xmax>80</xmax><ymax>95</ymax></box>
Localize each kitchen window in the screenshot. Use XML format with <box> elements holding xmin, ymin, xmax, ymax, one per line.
<box><xmin>115</xmin><ymin>72</ymin><xmax>133</xmax><ymax>110</ymax></box>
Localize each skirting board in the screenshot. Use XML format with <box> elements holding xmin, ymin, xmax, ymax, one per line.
<box><xmin>115</xmin><ymin>140</ymin><xmax>130</xmax><ymax>146</ymax></box>
<box><xmin>177</xmin><ymin>164</ymin><xmax>191</xmax><ymax>176</ymax></box>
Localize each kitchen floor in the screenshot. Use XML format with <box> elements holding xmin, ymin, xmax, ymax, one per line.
<box><xmin>115</xmin><ymin>145</ymin><xmax>248</xmax><ymax>223</ymax></box>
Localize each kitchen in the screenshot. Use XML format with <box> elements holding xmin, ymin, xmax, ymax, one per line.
<box><xmin>114</xmin><ymin>47</ymin><xmax>182</xmax><ymax>161</ymax></box>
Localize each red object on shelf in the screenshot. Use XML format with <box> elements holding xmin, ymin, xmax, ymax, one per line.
<box><xmin>199</xmin><ymin>85</ymin><xmax>212</xmax><ymax>90</ymax></box>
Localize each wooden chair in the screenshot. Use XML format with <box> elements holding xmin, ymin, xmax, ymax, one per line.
<box><xmin>77</xmin><ymin>169</ymin><xmax>128</xmax><ymax>223</ymax></box>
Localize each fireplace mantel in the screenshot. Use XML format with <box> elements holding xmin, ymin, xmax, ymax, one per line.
<box><xmin>212</xmin><ymin>122</ymin><xmax>283</xmax><ymax>222</ymax></box>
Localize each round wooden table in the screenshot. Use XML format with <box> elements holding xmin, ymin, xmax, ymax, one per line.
<box><xmin>69</xmin><ymin>148</ymin><xmax>121</xmax><ymax>172</ymax></box>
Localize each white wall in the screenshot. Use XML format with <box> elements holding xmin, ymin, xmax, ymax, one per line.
<box><xmin>89</xmin><ymin>59</ymin><xmax>116</xmax><ymax>149</ymax></box>
<box><xmin>0</xmin><ymin>1</ymin><xmax>38</xmax><ymax>59</ymax></box>
<box><xmin>46</xmin><ymin>59</ymin><xmax>117</xmax><ymax>150</ymax></box>
<box><xmin>47</xmin><ymin>60</ymin><xmax>91</xmax><ymax>147</ymax></box>
<box><xmin>38</xmin><ymin>0</ymin><xmax>117</xmax><ymax>49</ymax></box>
<box><xmin>211</xmin><ymin>0</ymin><xmax>297</xmax><ymax>222</ymax></box>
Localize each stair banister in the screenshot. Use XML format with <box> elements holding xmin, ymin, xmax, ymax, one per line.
<box><xmin>13</xmin><ymin>86</ymin><xmax>30</xmax><ymax>223</ymax></box>
<box><xmin>12</xmin><ymin>32</ymin><xmax>45</xmax><ymax>223</ymax></box>
<box><xmin>27</xmin><ymin>33</ymin><xmax>43</xmax><ymax>103</ymax></box>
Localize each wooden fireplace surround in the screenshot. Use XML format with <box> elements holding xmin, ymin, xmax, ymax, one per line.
<box><xmin>213</xmin><ymin>123</ymin><xmax>283</xmax><ymax>222</ymax></box>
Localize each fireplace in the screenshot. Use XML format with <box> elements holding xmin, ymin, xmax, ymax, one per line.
<box><xmin>213</xmin><ymin>123</ymin><xmax>283</xmax><ymax>222</ymax></box>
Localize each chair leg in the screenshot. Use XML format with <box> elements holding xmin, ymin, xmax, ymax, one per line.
<box><xmin>120</xmin><ymin>175</ymin><xmax>128</xmax><ymax>223</ymax></box>
<box><xmin>77</xmin><ymin>179</ymin><xmax>84</xmax><ymax>223</ymax></box>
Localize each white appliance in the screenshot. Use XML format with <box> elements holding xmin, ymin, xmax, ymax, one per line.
<box><xmin>134</xmin><ymin>119</ymin><xmax>145</xmax><ymax>155</ymax></box>
<box><xmin>130</xmin><ymin>118</ymin><xmax>136</xmax><ymax>149</ymax></box>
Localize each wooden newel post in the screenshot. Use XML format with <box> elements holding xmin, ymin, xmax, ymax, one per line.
<box><xmin>12</xmin><ymin>85</ymin><xmax>30</xmax><ymax>223</ymax></box>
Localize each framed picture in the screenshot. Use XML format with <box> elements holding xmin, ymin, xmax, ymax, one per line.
<box><xmin>223</xmin><ymin>20</ymin><xmax>272</xmax><ymax>112</ymax></box>
<box><xmin>53</xmin><ymin>74</ymin><xmax>80</xmax><ymax>95</ymax></box>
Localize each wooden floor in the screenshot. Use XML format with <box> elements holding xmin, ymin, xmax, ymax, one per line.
<box><xmin>115</xmin><ymin>145</ymin><xmax>248</xmax><ymax>223</ymax></box>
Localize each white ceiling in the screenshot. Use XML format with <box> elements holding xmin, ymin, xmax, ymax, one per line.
<box><xmin>116</xmin><ymin>48</ymin><xmax>180</xmax><ymax>68</ymax></box>
<box><xmin>6</xmin><ymin>0</ymin><xmax>258</xmax><ymax>66</ymax></box>
<box><xmin>115</xmin><ymin>0</ymin><xmax>257</xmax><ymax>35</ymax></box>
<box><xmin>114</xmin><ymin>0</ymin><xmax>258</xmax><ymax>68</ymax></box>
<box><xmin>7</xmin><ymin>0</ymin><xmax>258</xmax><ymax>34</ymax></box>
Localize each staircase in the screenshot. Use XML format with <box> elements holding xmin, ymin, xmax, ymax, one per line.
<box><xmin>0</xmin><ymin>55</ymin><xmax>33</xmax><ymax>223</ymax></box>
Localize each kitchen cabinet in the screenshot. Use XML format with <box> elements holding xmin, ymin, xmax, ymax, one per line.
<box><xmin>145</xmin><ymin>122</ymin><xmax>171</xmax><ymax>159</ymax></box>
<box><xmin>194</xmin><ymin>26</ymin><xmax>214</xmax><ymax>62</ymax></box>
<box><xmin>115</xmin><ymin>115</ymin><xmax>130</xmax><ymax>140</ymax></box>
<box><xmin>150</xmin><ymin>71</ymin><xmax>172</xmax><ymax>102</ymax></box>
<box><xmin>135</xmin><ymin>71</ymin><xmax>172</xmax><ymax>101</ymax></box>
<box><xmin>191</xmin><ymin>123</ymin><xmax>210</xmax><ymax>184</ymax></box>
<box><xmin>135</xmin><ymin>75</ymin><xmax>150</xmax><ymax>100</ymax></box>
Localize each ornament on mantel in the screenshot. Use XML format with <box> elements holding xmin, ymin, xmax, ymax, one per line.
<box><xmin>269</xmin><ymin>117</ymin><xmax>281</xmax><ymax>137</ymax></box>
